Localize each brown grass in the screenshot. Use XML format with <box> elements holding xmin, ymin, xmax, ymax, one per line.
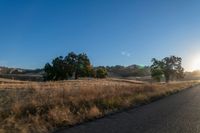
<box><xmin>0</xmin><ymin>78</ymin><xmax>199</xmax><ymax>133</ymax></box>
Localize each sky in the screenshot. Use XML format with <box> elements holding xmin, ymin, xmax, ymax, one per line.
<box><xmin>1</xmin><ymin>0</ymin><xmax>200</xmax><ymax>71</ymax></box>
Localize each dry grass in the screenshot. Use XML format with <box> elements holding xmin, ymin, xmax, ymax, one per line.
<box><xmin>0</xmin><ymin>78</ymin><xmax>199</xmax><ymax>133</ymax></box>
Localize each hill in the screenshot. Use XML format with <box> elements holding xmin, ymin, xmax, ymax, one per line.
<box><xmin>0</xmin><ymin>66</ymin><xmax>43</xmax><ymax>81</ymax></box>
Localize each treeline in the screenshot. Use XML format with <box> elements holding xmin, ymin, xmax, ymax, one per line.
<box><xmin>43</xmin><ymin>52</ymin><xmax>152</xmax><ymax>81</ymax></box>
<box><xmin>43</xmin><ymin>52</ymin><xmax>185</xmax><ymax>83</ymax></box>
<box><xmin>44</xmin><ymin>52</ymin><xmax>107</xmax><ymax>81</ymax></box>
<box><xmin>0</xmin><ymin>53</ymin><xmax>185</xmax><ymax>83</ymax></box>
<box><xmin>105</xmin><ymin>65</ymin><xmax>151</xmax><ymax>77</ymax></box>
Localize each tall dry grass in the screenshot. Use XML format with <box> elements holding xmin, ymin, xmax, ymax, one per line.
<box><xmin>0</xmin><ymin>78</ymin><xmax>199</xmax><ymax>133</ymax></box>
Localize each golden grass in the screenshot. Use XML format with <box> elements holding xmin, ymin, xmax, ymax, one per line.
<box><xmin>0</xmin><ymin>79</ymin><xmax>199</xmax><ymax>133</ymax></box>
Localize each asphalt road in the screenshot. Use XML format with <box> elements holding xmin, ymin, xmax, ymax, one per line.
<box><xmin>56</xmin><ymin>85</ymin><xmax>200</xmax><ymax>133</ymax></box>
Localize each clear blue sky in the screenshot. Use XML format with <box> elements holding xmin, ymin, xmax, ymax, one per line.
<box><xmin>1</xmin><ymin>0</ymin><xmax>200</xmax><ymax>71</ymax></box>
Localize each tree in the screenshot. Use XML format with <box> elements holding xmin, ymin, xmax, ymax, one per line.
<box><xmin>96</xmin><ymin>68</ymin><xmax>108</xmax><ymax>78</ymax></box>
<box><xmin>151</xmin><ymin>56</ymin><xmax>184</xmax><ymax>83</ymax></box>
<box><xmin>44</xmin><ymin>56</ymin><xmax>69</xmax><ymax>81</ymax></box>
<box><xmin>162</xmin><ymin>56</ymin><xmax>184</xmax><ymax>82</ymax></box>
<box><xmin>44</xmin><ymin>52</ymin><xmax>94</xmax><ymax>81</ymax></box>
<box><xmin>65</xmin><ymin>52</ymin><xmax>78</xmax><ymax>78</ymax></box>
<box><xmin>75</xmin><ymin>53</ymin><xmax>91</xmax><ymax>79</ymax></box>
<box><xmin>44</xmin><ymin>63</ymin><xmax>54</xmax><ymax>81</ymax></box>
<box><xmin>150</xmin><ymin>58</ymin><xmax>164</xmax><ymax>82</ymax></box>
<box><xmin>64</xmin><ymin>52</ymin><xmax>93</xmax><ymax>79</ymax></box>
<box><xmin>52</xmin><ymin>56</ymin><xmax>69</xmax><ymax>80</ymax></box>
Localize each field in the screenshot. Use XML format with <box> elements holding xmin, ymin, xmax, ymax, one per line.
<box><xmin>0</xmin><ymin>78</ymin><xmax>199</xmax><ymax>133</ymax></box>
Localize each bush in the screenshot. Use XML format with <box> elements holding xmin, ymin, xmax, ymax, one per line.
<box><xmin>96</xmin><ymin>68</ymin><xmax>107</xmax><ymax>78</ymax></box>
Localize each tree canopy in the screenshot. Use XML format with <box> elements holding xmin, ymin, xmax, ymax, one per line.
<box><xmin>150</xmin><ymin>56</ymin><xmax>184</xmax><ymax>82</ymax></box>
<box><xmin>44</xmin><ymin>52</ymin><xmax>95</xmax><ymax>81</ymax></box>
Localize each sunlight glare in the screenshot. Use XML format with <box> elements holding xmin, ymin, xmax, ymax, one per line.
<box><xmin>191</xmin><ymin>54</ymin><xmax>200</xmax><ymax>71</ymax></box>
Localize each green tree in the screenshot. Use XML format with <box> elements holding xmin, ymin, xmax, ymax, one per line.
<box><xmin>96</xmin><ymin>68</ymin><xmax>108</xmax><ymax>78</ymax></box>
<box><xmin>44</xmin><ymin>63</ymin><xmax>54</xmax><ymax>81</ymax></box>
<box><xmin>151</xmin><ymin>56</ymin><xmax>184</xmax><ymax>83</ymax></box>
<box><xmin>44</xmin><ymin>56</ymin><xmax>69</xmax><ymax>81</ymax></box>
<box><xmin>52</xmin><ymin>56</ymin><xmax>69</xmax><ymax>80</ymax></box>
<box><xmin>64</xmin><ymin>52</ymin><xmax>93</xmax><ymax>79</ymax></box>
<box><xmin>151</xmin><ymin>68</ymin><xmax>164</xmax><ymax>82</ymax></box>
<box><xmin>65</xmin><ymin>52</ymin><xmax>78</xmax><ymax>78</ymax></box>
<box><xmin>150</xmin><ymin>58</ymin><xmax>164</xmax><ymax>82</ymax></box>
<box><xmin>162</xmin><ymin>56</ymin><xmax>184</xmax><ymax>82</ymax></box>
<box><xmin>44</xmin><ymin>52</ymin><xmax>94</xmax><ymax>81</ymax></box>
<box><xmin>76</xmin><ymin>53</ymin><xmax>92</xmax><ymax>79</ymax></box>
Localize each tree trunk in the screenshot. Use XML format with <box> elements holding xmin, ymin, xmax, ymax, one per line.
<box><xmin>75</xmin><ymin>72</ymin><xmax>78</xmax><ymax>80</ymax></box>
<box><xmin>165</xmin><ymin>74</ymin><xmax>170</xmax><ymax>83</ymax></box>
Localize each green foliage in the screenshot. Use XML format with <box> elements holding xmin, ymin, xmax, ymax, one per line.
<box><xmin>52</xmin><ymin>56</ymin><xmax>69</xmax><ymax>80</ymax></box>
<box><xmin>44</xmin><ymin>56</ymin><xmax>69</xmax><ymax>81</ymax></box>
<box><xmin>151</xmin><ymin>68</ymin><xmax>163</xmax><ymax>82</ymax></box>
<box><xmin>76</xmin><ymin>53</ymin><xmax>93</xmax><ymax>79</ymax></box>
<box><xmin>151</xmin><ymin>56</ymin><xmax>184</xmax><ymax>82</ymax></box>
<box><xmin>150</xmin><ymin>58</ymin><xmax>164</xmax><ymax>82</ymax></box>
<box><xmin>44</xmin><ymin>63</ymin><xmax>54</xmax><ymax>81</ymax></box>
<box><xmin>96</xmin><ymin>68</ymin><xmax>108</xmax><ymax>78</ymax></box>
<box><xmin>44</xmin><ymin>52</ymin><xmax>94</xmax><ymax>81</ymax></box>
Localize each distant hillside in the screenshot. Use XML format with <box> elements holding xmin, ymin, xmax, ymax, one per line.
<box><xmin>96</xmin><ymin>65</ymin><xmax>151</xmax><ymax>78</ymax></box>
<box><xmin>0</xmin><ymin>65</ymin><xmax>151</xmax><ymax>81</ymax></box>
<box><xmin>0</xmin><ymin>66</ymin><xmax>43</xmax><ymax>75</ymax></box>
<box><xmin>0</xmin><ymin>66</ymin><xmax>44</xmax><ymax>81</ymax></box>
<box><xmin>184</xmin><ymin>70</ymin><xmax>200</xmax><ymax>80</ymax></box>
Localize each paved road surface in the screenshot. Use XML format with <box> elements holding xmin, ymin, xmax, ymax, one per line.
<box><xmin>56</xmin><ymin>85</ymin><xmax>200</xmax><ymax>133</ymax></box>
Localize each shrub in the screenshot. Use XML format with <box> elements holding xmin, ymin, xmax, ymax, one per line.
<box><xmin>96</xmin><ymin>68</ymin><xmax>108</xmax><ymax>78</ymax></box>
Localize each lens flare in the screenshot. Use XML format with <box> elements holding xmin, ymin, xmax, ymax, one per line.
<box><xmin>191</xmin><ymin>54</ymin><xmax>200</xmax><ymax>71</ymax></box>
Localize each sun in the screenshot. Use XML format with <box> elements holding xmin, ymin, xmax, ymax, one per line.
<box><xmin>191</xmin><ymin>55</ymin><xmax>200</xmax><ymax>71</ymax></box>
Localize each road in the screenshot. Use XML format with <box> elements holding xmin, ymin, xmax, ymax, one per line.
<box><xmin>56</xmin><ymin>85</ymin><xmax>200</xmax><ymax>133</ymax></box>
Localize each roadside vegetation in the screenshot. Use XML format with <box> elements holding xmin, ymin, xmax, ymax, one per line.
<box><xmin>0</xmin><ymin>53</ymin><xmax>198</xmax><ymax>133</ymax></box>
<box><xmin>0</xmin><ymin>78</ymin><xmax>199</xmax><ymax>133</ymax></box>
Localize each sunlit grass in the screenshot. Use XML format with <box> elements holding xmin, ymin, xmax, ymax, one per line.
<box><xmin>0</xmin><ymin>78</ymin><xmax>199</xmax><ymax>133</ymax></box>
